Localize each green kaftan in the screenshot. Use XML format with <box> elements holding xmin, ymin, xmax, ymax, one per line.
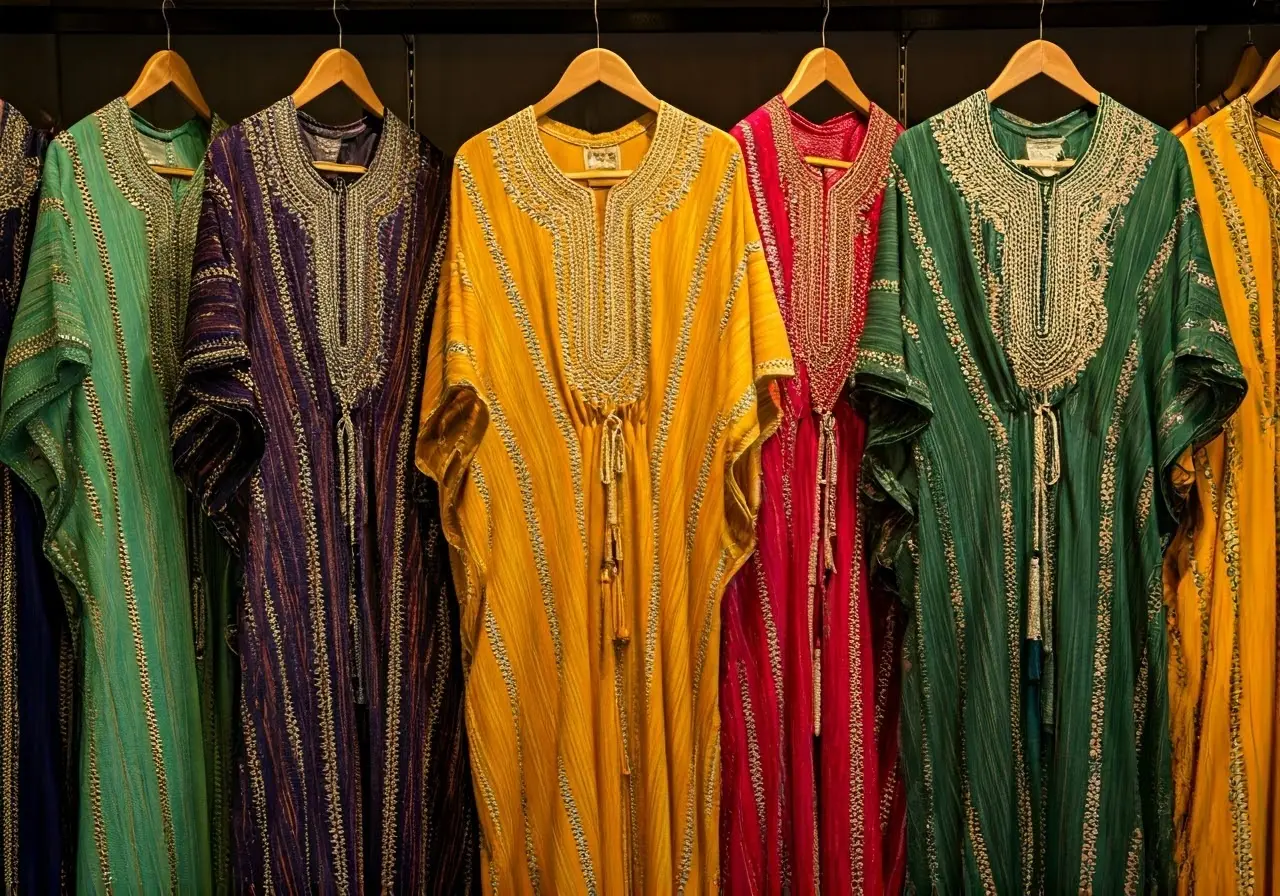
<box><xmin>854</xmin><ymin>92</ymin><xmax>1246</xmax><ymax>894</ymax></box>
<box><xmin>0</xmin><ymin>99</ymin><xmax>234</xmax><ymax>893</ymax></box>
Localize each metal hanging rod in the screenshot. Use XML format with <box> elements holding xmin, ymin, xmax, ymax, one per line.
<box><xmin>2</xmin><ymin>0</ymin><xmax>1275</xmax><ymax>36</ymax></box>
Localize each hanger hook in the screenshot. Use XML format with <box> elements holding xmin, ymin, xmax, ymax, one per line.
<box><xmin>333</xmin><ymin>0</ymin><xmax>343</xmax><ymax>49</ymax></box>
<box><xmin>594</xmin><ymin>0</ymin><xmax>601</xmax><ymax>49</ymax></box>
<box><xmin>821</xmin><ymin>0</ymin><xmax>830</xmax><ymax>49</ymax></box>
<box><xmin>161</xmin><ymin>0</ymin><xmax>173</xmax><ymax>51</ymax></box>
<box><xmin>1039</xmin><ymin>0</ymin><xmax>1045</xmax><ymax>41</ymax></box>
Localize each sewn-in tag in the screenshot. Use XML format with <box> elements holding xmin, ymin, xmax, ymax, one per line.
<box><xmin>312</xmin><ymin>135</ymin><xmax>344</xmax><ymax>163</ymax></box>
<box><xmin>137</xmin><ymin>133</ymin><xmax>173</xmax><ymax>167</ymax></box>
<box><xmin>584</xmin><ymin>145</ymin><xmax>622</xmax><ymax>171</ymax></box>
<box><xmin>1024</xmin><ymin>136</ymin><xmax>1067</xmax><ymax>177</ymax></box>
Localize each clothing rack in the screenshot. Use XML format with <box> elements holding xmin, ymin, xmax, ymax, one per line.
<box><xmin>4</xmin><ymin>0</ymin><xmax>1277</xmax><ymax>35</ymax></box>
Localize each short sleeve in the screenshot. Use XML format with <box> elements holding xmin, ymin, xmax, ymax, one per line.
<box><xmin>415</xmin><ymin>162</ymin><xmax>491</xmax><ymax>589</ymax></box>
<box><xmin>719</xmin><ymin>150</ymin><xmax>793</xmax><ymax>555</ymax></box>
<box><xmin>1152</xmin><ymin>154</ymin><xmax>1246</xmax><ymax>532</ymax></box>
<box><xmin>851</xmin><ymin>157</ymin><xmax>933</xmax><ymax>567</ymax></box>
<box><xmin>170</xmin><ymin>140</ymin><xmax>265</xmax><ymax>546</ymax></box>
<box><xmin>0</xmin><ymin>140</ymin><xmax>93</xmax><ymax>543</ymax></box>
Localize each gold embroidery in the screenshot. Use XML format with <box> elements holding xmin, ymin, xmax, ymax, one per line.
<box><xmin>288</xmin><ymin>409</ymin><xmax>351</xmax><ymax>891</ymax></box>
<box><xmin>72</xmin><ymin>113</ymin><xmax>183</xmax><ymax>889</ymax></box>
<box><xmin>0</xmin><ymin>474</ymin><xmax>15</xmax><ymax>892</ymax></box>
<box><xmin>906</xmin><ymin>532</ymin><xmax>938</xmax><ymax>882</ymax></box>
<box><xmin>1196</xmin><ymin>117</ymin><xmax>1271</xmax><ymax>419</ymax></box>
<box><xmin>766</xmin><ymin>97</ymin><xmax>896</xmax><ymax>410</ymax></box>
<box><xmin>717</xmin><ymin>244</ymin><xmax>755</xmax><ymax>337</ymax></box>
<box><xmin>483</xmin><ymin>607</ymin><xmax>541</xmax><ymax>891</ymax></box>
<box><xmin>97</xmin><ymin>99</ymin><xmax>221</xmax><ymax>405</ymax></box>
<box><xmin>379</xmin><ymin>218</ymin><xmax>442</xmax><ymax>890</ymax></box>
<box><xmin>739</xmin><ymin>119</ymin><xmax>788</xmax><ymax>314</ymax></box>
<box><xmin>490</xmin><ymin>104</ymin><xmax>703</xmax><ymax>411</ymax></box>
<box><xmin>457</xmin><ymin>155</ymin><xmax>588</xmax><ymax>566</ymax></box>
<box><xmin>0</xmin><ymin>103</ymin><xmax>40</xmax><ymax>213</ymax></box>
<box><xmin>240</xmin><ymin>679</ymin><xmax>276</xmax><ymax>895</ymax></box>
<box><xmin>933</xmin><ymin>92</ymin><xmax>1157</xmax><ymax>397</ymax></box>
<box><xmin>680</xmin><ymin>549</ymin><xmax>730</xmax><ymax>893</ymax></box>
<box><xmin>848</xmin><ymin>490</ymin><xmax>866</xmax><ymax>890</ymax></box>
<box><xmin>559</xmin><ymin>765</ymin><xmax>598</xmax><ymax>895</ymax></box>
<box><xmin>1123</xmin><ymin>827</ymin><xmax>1142</xmax><ymax>895</ymax></box>
<box><xmin>1219</xmin><ymin>423</ymin><xmax>1255</xmax><ymax>889</ymax></box>
<box><xmin>645</xmin><ymin>153</ymin><xmax>728</xmax><ymax>703</ymax></box>
<box><xmin>250</xmin><ymin>478</ymin><xmax>314</xmax><ymax>874</ymax></box>
<box><xmin>1080</xmin><ymin>338</ymin><xmax>1139</xmax><ymax>886</ymax></box>
<box><xmin>900</xmin><ymin>164</ymin><xmax>1025</xmax><ymax>885</ymax></box>
<box><xmin>738</xmin><ymin>665</ymin><xmax>768</xmax><ymax>858</ymax></box>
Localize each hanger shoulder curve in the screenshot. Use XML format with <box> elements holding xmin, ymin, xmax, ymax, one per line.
<box><xmin>125</xmin><ymin>49</ymin><xmax>212</xmax><ymax>121</ymax></box>
<box><xmin>292</xmin><ymin>47</ymin><xmax>385</xmax><ymax>118</ymax></box>
<box><xmin>781</xmin><ymin>47</ymin><xmax>871</xmax><ymax>116</ymax></box>
<box><xmin>532</xmin><ymin>47</ymin><xmax>661</xmax><ymax>118</ymax></box>
<box><xmin>1248</xmin><ymin>49</ymin><xmax>1280</xmax><ymax>107</ymax></box>
<box><xmin>987</xmin><ymin>39</ymin><xmax>1100</xmax><ymax>105</ymax></box>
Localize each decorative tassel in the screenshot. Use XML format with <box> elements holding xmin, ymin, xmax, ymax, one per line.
<box><xmin>600</xmin><ymin>412</ymin><xmax>628</xmax><ymax>643</ymax></box>
<box><xmin>1028</xmin><ymin>402</ymin><xmax>1061</xmax><ymax>712</ymax></box>
<box><xmin>808</xmin><ymin>411</ymin><xmax>839</xmax><ymax>737</ymax></box>
<box><xmin>338</xmin><ymin>409</ymin><xmax>366</xmax><ymax>705</ymax></box>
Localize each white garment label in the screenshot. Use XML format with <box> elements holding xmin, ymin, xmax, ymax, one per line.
<box><xmin>312</xmin><ymin>135</ymin><xmax>344</xmax><ymax>163</ymax></box>
<box><xmin>1024</xmin><ymin>136</ymin><xmax>1067</xmax><ymax>177</ymax></box>
<box><xmin>137</xmin><ymin>133</ymin><xmax>173</xmax><ymax>167</ymax></box>
<box><xmin>584</xmin><ymin>145</ymin><xmax>622</xmax><ymax>171</ymax></box>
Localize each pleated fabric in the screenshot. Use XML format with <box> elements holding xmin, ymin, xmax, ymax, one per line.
<box><xmin>857</xmin><ymin>91</ymin><xmax>1245</xmax><ymax>894</ymax></box>
<box><xmin>1166</xmin><ymin>96</ymin><xmax>1280</xmax><ymax>895</ymax></box>
<box><xmin>418</xmin><ymin>104</ymin><xmax>793</xmax><ymax>894</ymax></box>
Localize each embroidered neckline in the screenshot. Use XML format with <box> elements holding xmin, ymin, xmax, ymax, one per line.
<box><xmin>517</xmin><ymin>104</ymin><xmax>674</xmax><ymax>211</ymax></box>
<box><xmin>260</xmin><ymin>97</ymin><xmax>417</xmax><ymax>415</ymax></box>
<box><xmin>276</xmin><ymin>97</ymin><xmax>397</xmax><ymax>196</ymax></box>
<box><xmin>933</xmin><ymin>90</ymin><xmax>1158</xmax><ymax>400</ymax></box>
<box><xmin>981</xmin><ymin>95</ymin><xmax>1106</xmax><ymax>185</ymax></box>
<box><xmin>99</xmin><ymin>97</ymin><xmax>220</xmax><ymax>204</ymax></box>
<box><xmin>1227</xmin><ymin>96</ymin><xmax>1280</xmax><ymax>192</ymax></box>
<box><xmin>0</xmin><ymin>102</ymin><xmax>39</xmax><ymax>212</ymax></box>
<box><xmin>764</xmin><ymin>96</ymin><xmax>897</xmax><ymax>411</ymax></box>
<box><xmin>491</xmin><ymin>103</ymin><xmax>709</xmax><ymax>411</ymax></box>
<box><xmin>770</xmin><ymin>97</ymin><xmax>896</xmax><ymax>191</ymax></box>
<box><xmin>97</xmin><ymin>98</ymin><xmax>224</xmax><ymax>404</ymax></box>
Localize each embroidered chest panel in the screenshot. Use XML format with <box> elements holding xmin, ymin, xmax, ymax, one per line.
<box><xmin>0</xmin><ymin>105</ymin><xmax>41</xmax><ymax>311</ymax></box>
<box><xmin>254</xmin><ymin>101</ymin><xmax>417</xmax><ymax>414</ymax></box>
<box><xmin>488</xmin><ymin>105</ymin><xmax>709</xmax><ymax>411</ymax></box>
<box><xmin>97</xmin><ymin>100</ymin><xmax>221</xmax><ymax>405</ymax></box>
<box><xmin>765</xmin><ymin>98</ymin><xmax>896</xmax><ymax>411</ymax></box>
<box><xmin>933</xmin><ymin>92</ymin><xmax>1159</xmax><ymax>398</ymax></box>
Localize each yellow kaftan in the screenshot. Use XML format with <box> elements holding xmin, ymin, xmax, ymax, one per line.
<box><xmin>1168</xmin><ymin>96</ymin><xmax>1280</xmax><ymax>894</ymax></box>
<box><xmin>416</xmin><ymin>104</ymin><xmax>792</xmax><ymax>894</ymax></box>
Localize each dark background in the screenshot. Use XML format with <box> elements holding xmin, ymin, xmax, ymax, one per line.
<box><xmin>2</xmin><ymin>1</ymin><xmax>1280</xmax><ymax>153</ymax></box>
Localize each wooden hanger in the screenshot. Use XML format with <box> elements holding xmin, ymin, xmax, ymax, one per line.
<box><xmin>291</xmin><ymin>43</ymin><xmax>385</xmax><ymax>176</ymax></box>
<box><xmin>987</xmin><ymin>39</ymin><xmax>1100</xmax><ymax>172</ymax></box>
<box><xmin>781</xmin><ymin>47</ymin><xmax>872</xmax><ymax>170</ymax></box>
<box><xmin>1248</xmin><ymin>47</ymin><xmax>1280</xmax><ymax>109</ymax></box>
<box><xmin>532</xmin><ymin>47</ymin><xmax>661</xmax><ymax>185</ymax></box>
<box><xmin>987</xmin><ymin>39</ymin><xmax>1101</xmax><ymax>106</ymax></box>
<box><xmin>124</xmin><ymin>48</ymin><xmax>212</xmax><ymax>179</ymax></box>
<box><xmin>1172</xmin><ymin>42</ymin><xmax>1262</xmax><ymax>134</ymax></box>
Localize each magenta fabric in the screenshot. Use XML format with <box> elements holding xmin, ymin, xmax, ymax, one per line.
<box><xmin>720</xmin><ymin>97</ymin><xmax>903</xmax><ymax>896</ymax></box>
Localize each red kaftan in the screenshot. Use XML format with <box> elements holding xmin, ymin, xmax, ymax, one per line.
<box><xmin>720</xmin><ymin>97</ymin><xmax>903</xmax><ymax>896</ymax></box>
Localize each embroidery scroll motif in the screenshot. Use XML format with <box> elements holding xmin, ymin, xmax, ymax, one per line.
<box><xmin>489</xmin><ymin>104</ymin><xmax>708</xmax><ymax>411</ymax></box>
<box><xmin>767</xmin><ymin>97</ymin><xmax>896</xmax><ymax>411</ymax></box>
<box><xmin>932</xmin><ymin>92</ymin><xmax>1158</xmax><ymax>398</ymax></box>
